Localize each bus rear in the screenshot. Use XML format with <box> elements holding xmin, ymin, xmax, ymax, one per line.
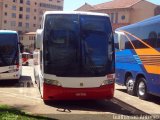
<box><xmin>0</xmin><ymin>30</ymin><xmax>22</xmax><ymax>80</ymax></box>
<box><xmin>34</xmin><ymin>11</ymin><xmax>115</xmax><ymax>101</ymax></box>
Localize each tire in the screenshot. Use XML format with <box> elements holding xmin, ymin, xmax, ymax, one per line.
<box><xmin>137</xmin><ymin>78</ymin><xmax>149</xmax><ymax>100</ymax></box>
<box><xmin>26</xmin><ymin>62</ymin><xmax>29</xmax><ymax>66</ymax></box>
<box><xmin>126</xmin><ymin>76</ymin><xmax>136</xmax><ymax>95</ymax></box>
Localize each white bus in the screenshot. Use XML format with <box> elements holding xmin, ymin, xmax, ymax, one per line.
<box><xmin>34</xmin><ymin>11</ymin><xmax>115</xmax><ymax>101</ymax></box>
<box><xmin>0</xmin><ymin>30</ymin><xmax>23</xmax><ymax>80</ymax></box>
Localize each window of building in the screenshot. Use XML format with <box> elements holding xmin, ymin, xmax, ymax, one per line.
<box><xmin>33</xmin><ymin>24</ymin><xmax>36</xmax><ymax>27</ymax></box>
<box><xmin>34</xmin><ymin>16</ymin><xmax>36</xmax><ymax>20</ymax></box>
<box><xmin>26</xmin><ymin>8</ymin><xmax>30</xmax><ymax>12</ymax></box>
<box><xmin>20</xmin><ymin>0</ymin><xmax>23</xmax><ymax>4</ymax></box>
<box><xmin>18</xmin><ymin>22</ymin><xmax>22</xmax><ymax>27</ymax></box>
<box><xmin>34</xmin><ymin>9</ymin><xmax>37</xmax><ymax>12</ymax></box>
<box><xmin>19</xmin><ymin>14</ymin><xmax>23</xmax><ymax>19</ymax></box>
<box><xmin>5</xmin><ymin>4</ymin><xmax>8</xmax><ymax>8</ymax></box>
<box><xmin>26</xmin><ymin>0</ymin><xmax>30</xmax><ymax>5</ymax></box>
<box><xmin>11</xmin><ymin>21</ymin><xmax>16</xmax><ymax>26</ymax></box>
<box><xmin>26</xmin><ymin>23</ymin><xmax>29</xmax><ymax>28</ymax></box>
<box><xmin>57</xmin><ymin>0</ymin><xmax>61</xmax><ymax>3</ymax></box>
<box><xmin>12</xmin><ymin>6</ymin><xmax>16</xmax><ymax>10</ymax></box>
<box><xmin>19</xmin><ymin>7</ymin><xmax>23</xmax><ymax>11</ymax></box>
<box><xmin>4</xmin><ymin>20</ymin><xmax>7</xmax><ymax>24</ymax></box>
<box><xmin>12</xmin><ymin>13</ymin><xmax>16</xmax><ymax>18</ymax></box>
<box><xmin>13</xmin><ymin>0</ymin><xmax>17</xmax><ymax>2</ymax></box>
<box><xmin>20</xmin><ymin>36</ymin><xmax>23</xmax><ymax>40</ymax></box>
<box><xmin>26</xmin><ymin>15</ymin><xmax>30</xmax><ymax>20</ymax></box>
<box><xmin>121</xmin><ymin>15</ymin><xmax>125</xmax><ymax>20</ymax></box>
<box><xmin>39</xmin><ymin>3</ymin><xmax>63</xmax><ymax>10</ymax></box>
<box><xmin>4</xmin><ymin>12</ymin><xmax>7</xmax><ymax>16</ymax></box>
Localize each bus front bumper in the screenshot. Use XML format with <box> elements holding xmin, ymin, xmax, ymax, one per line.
<box><xmin>43</xmin><ymin>83</ymin><xmax>114</xmax><ymax>100</ymax></box>
<box><xmin>0</xmin><ymin>72</ymin><xmax>20</xmax><ymax>80</ymax></box>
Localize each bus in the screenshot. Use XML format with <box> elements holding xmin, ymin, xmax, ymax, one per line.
<box><xmin>34</xmin><ymin>11</ymin><xmax>115</xmax><ymax>101</ymax></box>
<box><xmin>22</xmin><ymin>52</ymin><xmax>33</xmax><ymax>66</ymax></box>
<box><xmin>115</xmin><ymin>15</ymin><xmax>160</xmax><ymax>100</ymax></box>
<box><xmin>0</xmin><ymin>30</ymin><xmax>23</xmax><ymax>80</ymax></box>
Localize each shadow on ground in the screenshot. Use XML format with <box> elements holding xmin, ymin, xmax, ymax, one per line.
<box><xmin>0</xmin><ymin>76</ymin><xmax>34</xmax><ymax>88</ymax></box>
<box><xmin>116</xmin><ymin>88</ymin><xmax>160</xmax><ymax>105</ymax></box>
<box><xmin>44</xmin><ymin>100</ymin><xmax>137</xmax><ymax>116</ymax></box>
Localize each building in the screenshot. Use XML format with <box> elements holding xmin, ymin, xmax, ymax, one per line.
<box><xmin>0</xmin><ymin>0</ymin><xmax>64</xmax><ymax>34</ymax></box>
<box><xmin>0</xmin><ymin>0</ymin><xmax>64</xmax><ymax>52</ymax></box>
<box><xmin>75</xmin><ymin>3</ymin><xmax>95</xmax><ymax>11</ymax></box>
<box><xmin>21</xmin><ymin>32</ymin><xmax>36</xmax><ymax>52</ymax></box>
<box><xmin>76</xmin><ymin>0</ymin><xmax>159</xmax><ymax>30</ymax></box>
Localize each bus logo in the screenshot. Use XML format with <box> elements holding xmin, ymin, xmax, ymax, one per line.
<box><xmin>80</xmin><ymin>83</ymin><xmax>84</xmax><ymax>87</ymax></box>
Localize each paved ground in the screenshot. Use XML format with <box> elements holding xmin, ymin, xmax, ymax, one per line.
<box><xmin>0</xmin><ymin>66</ymin><xmax>160</xmax><ymax>119</ymax></box>
<box><xmin>114</xmin><ymin>84</ymin><xmax>160</xmax><ymax>115</ymax></box>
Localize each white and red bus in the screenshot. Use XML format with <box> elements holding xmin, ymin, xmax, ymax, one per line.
<box><xmin>0</xmin><ymin>30</ymin><xmax>23</xmax><ymax>80</ymax></box>
<box><xmin>22</xmin><ymin>52</ymin><xmax>33</xmax><ymax>66</ymax></box>
<box><xmin>34</xmin><ymin>11</ymin><xmax>115</xmax><ymax>101</ymax></box>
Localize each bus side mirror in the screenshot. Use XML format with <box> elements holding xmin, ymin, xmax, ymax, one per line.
<box><xmin>19</xmin><ymin>42</ymin><xmax>24</xmax><ymax>53</ymax></box>
<box><xmin>115</xmin><ymin>31</ymin><xmax>125</xmax><ymax>51</ymax></box>
<box><xmin>36</xmin><ymin>29</ymin><xmax>43</xmax><ymax>50</ymax></box>
<box><xmin>119</xmin><ymin>38</ymin><xmax>125</xmax><ymax>50</ymax></box>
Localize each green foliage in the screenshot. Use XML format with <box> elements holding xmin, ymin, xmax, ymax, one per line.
<box><xmin>0</xmin><ymin>105</ymin><xmax>52</xmax><ymax>120</ymax></box>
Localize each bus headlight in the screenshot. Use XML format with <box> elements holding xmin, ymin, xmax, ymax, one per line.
<box><xmin>44</xmin><ymin>79</ymin><xmax>62</xmax><ymax>86</ymax></box>
<box><xmin>101</xmin><ymin>79</ymin><xmax>114</xmax><ymax>86</ymax></box>
<box><xmin>101</xmin><ymin>74</ymin><xmax>115</xmax><ymax>86</ymax></box>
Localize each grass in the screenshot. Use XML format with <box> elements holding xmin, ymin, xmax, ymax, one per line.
<box><xmin>0</xmin><ymin>105</ymin><xmax>54</xmax><ymax>120</ymax></box>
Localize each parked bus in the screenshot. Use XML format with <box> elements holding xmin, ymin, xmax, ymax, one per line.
<box><xmin>115</xmin><ymin>15</ymin><xmax>160</xmax><ymax>100</ymax></box>
<box><xmin>34</xmin><ymin>11</ymin><xmax>115</xmax><ymax>101</ymax></box>
<box><xmin>0</xmin><ymin>30</ymin><xmax>23</xmax><ymax>80</ymax></box>
<box><xmin>22</xmin><ymin>52</ymin><xmax>33</xmax><ymax>66</ymax></box>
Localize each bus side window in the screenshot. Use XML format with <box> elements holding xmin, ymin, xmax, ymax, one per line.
<box><xmin>124</xmin><ymin>35</ymin><xmax>133</xmax><ymax>49</ymax></box>
<box><xmin>148</xmin><ymin>31</ymin><xmax>157</xmax><ymax>48</ymax></box>
<box><xmin>157</xmin><ymin>33</ymin><xmax>160</xmax><ymax>48</ymax></box>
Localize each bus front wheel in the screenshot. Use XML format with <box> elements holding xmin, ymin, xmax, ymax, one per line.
<box><xmin>137</xmin><ymin>78</ymin><xmax>148</xmax><ymax>100</ymax></box>
<box><xmin>126</xmin><ymin>76</ymin><xmax>136</xmax><ymax>95</ymax></box>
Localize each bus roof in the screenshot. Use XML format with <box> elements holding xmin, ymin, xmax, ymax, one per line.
<box><xmin>44</xmin><ymin>11</ymin><xmax>109</xmax><ymax>17</ymax></box>
<box><xmin>115</xmin><ymin>15</ymin><xmax>160</xmax><ymax>31</ymax></box>
<box><xmin>0</xmin><ymin>30</ymin><xmax>17</xmax><ymax>34</ymax></box>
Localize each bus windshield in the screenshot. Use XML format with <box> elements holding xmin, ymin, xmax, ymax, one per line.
<box><xmin>0</xmin><ymin>34</ymin><xmax>18</xmax><ymax>66</ymax></box>
<box><xmin>44</xmin><ymin>14</ymin><xmax>114</xmax><ymax>77</ymax></box>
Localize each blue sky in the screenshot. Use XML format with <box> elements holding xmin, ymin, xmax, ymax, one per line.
<box><xmin>64</xmin><ymin>0</ymin><xmax>160</xmax><ymax>11</ymax></box>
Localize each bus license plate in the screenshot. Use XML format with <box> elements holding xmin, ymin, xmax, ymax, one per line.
<box><xmin>75</xmin><ymin>93</ymin><xmax>87</xmax><ymax>96</ymax></box>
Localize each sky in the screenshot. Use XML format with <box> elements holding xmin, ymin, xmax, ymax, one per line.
<box><xmin>64</xmin><ymin>0</ymin><xmax>160</xmax><ymax>11</ymax></box>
